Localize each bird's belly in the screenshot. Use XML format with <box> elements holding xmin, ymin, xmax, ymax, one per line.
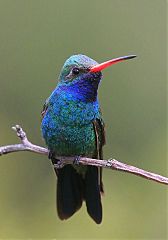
<box><xmin>41</xmin><ymin>117</ymin><xmax>96</xmax><ymax>156</ymax></box>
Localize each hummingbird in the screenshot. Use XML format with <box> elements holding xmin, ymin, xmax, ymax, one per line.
<box><xmin>41</xmin><ymin>54</ymin><xmax>136</xmax><ymax>224</ymax></box>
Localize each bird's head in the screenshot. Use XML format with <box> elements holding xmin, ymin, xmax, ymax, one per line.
<box><xmin>58</xmin><ymin>54</ymin><xmax>136</xmax><ymax>102</ymax></box>
<box><xmin>58</xmin><ymin>54</ymin><xmax>102</xmax><ymax>84</ymax></box>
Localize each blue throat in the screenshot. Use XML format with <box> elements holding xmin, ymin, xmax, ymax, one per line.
<box><xmin>58</xmin><ymin>72</ymin><xmax>102</xmax><ymax>103</ymax></box>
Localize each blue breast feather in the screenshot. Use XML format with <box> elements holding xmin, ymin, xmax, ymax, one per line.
<box><xmin>41</xmin><ymin>87</ymin><xmax>101</xmax><ymax>156</ymax></box>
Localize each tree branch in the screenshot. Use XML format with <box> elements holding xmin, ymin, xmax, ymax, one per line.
<box><xmin>0</xmin><ymin>125</ymin><xmax>167</xmax><ymax>185</ymax></box>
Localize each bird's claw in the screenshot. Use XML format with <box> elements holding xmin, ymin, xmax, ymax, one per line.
<box><xmin>53</xmin><ymin>160</ymin><xmax>64</xmax><ymax>169</ymax></box>
<box><xmin>48</xmin><ymin>150</ymin><xmax>55</xmax><ymax>160</ymax></box>
<box><xmin>73</xmin><ymin>155</ymin><xmax>81</xmax><ymax>165</ymax></box>
<box><xmin>48</xmin><ymin>150</ymin><xmax>63</xmax><ymax>168</ymax></box>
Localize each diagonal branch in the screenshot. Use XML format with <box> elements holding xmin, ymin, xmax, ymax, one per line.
<box><xmin>0</xmin><ymin>125</ymin><xmax>167</xmax><ymax>185</ymax></box>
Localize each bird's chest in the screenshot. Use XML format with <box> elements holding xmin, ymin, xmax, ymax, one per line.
<box><xmin>51</xmin><ymin>97</ymin><xmax>98</xmax><ymax>125</ymax></box>
<box><xmin>41</xmin><ymin>98</ymin><xmax>98</xmax><ymax>155</ymax></box>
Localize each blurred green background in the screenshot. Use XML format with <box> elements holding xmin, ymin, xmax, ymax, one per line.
<box><xmin>0</xmin><ymin>0</ymin><xmax>166</xmax><ymax>239</ymax></box>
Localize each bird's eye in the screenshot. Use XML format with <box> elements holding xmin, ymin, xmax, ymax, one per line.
<box><xmin>72</xmin><ymin>67</ymin><xmax>80</xmax><ymax>75</ymax></box>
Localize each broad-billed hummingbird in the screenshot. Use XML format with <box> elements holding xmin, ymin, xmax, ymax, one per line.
<box><xmin>41</xmin><ymin>54</ymin><xmax>136</xmax><ymax>224</ymax></box>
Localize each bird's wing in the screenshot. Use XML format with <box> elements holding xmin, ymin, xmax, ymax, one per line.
<box><xmin>41</xmin><ymin>97</ymin><xmax>50</xmax><ymax>119</ymax></box>
<box><xmin>92</xmin><ymin>115</ymin><xmax>106</xmax><ymax>193</ymax></box>
<box><xmin>93</xmin><ymin>116</ymin><xmax>106</xmax><ymax>159</ymax></box>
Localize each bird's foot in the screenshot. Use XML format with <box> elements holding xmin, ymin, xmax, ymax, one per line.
<box><xmin>53</xmin><ymin>160</ymin><xmax>64</xmax><ymax>169</ymax></box>
<box><xmin>48</xmin><ymin>150</ymin><xmax>64</xmax><ymax>169</ymax></box>
<box><xmin>48</xmin><ymin>150</ymin><xmax>55</xmax><ymax>160</ymax></box>
<box><xmin>73</xmin><ymin>155</ymin><xmax>81</xmax><ymax>165</ymax></box>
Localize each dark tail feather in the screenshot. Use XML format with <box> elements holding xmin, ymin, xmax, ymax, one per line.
<box><xmin>56</xmin><ymin>165</ymin><xmax>84</xmax><ymax>220</ymax></box>
<box><xmin>85</xmin><ymin>166</ymin><xmax>102</xmax><ymax>224</ymax></box>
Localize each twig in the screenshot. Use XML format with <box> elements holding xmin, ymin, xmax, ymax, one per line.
<box><xmin>0</xmin><ymin>125</ymin><xmax>167</xmax><ymax>185</ymax></box>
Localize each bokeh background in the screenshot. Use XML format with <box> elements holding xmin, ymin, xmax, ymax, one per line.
<box><xmin>0</xmin><ymin>0</ymin><xmax>167</xmax><ymax>239</ymax></box>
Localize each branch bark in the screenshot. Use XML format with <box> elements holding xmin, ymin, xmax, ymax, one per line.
<box><xmin>0</xmin><ymin>125</ymin><xmax>167</xmax><ymax>185</ymax></box>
